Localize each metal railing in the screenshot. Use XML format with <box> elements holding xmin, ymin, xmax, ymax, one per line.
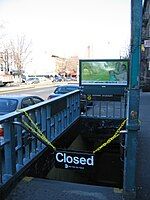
<box><xmin>81</xmin><ymin>96</ymin><xmax>126</xmax><ymax>119</ymax></box>
<box><xmin>0</xmin><ymin>90</ymin><xmax>80</xmax><ymax>186</ymax></box>
<box><xmin>0</xmin><ymin>90</ymin><xmax>126</xmax><ymax>191</ymax></box>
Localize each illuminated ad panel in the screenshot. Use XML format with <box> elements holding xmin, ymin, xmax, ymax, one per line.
<box><xmin>80</xmin><ymin>59</ymin><xmax>129</xmax><ymax>86</ymax></box>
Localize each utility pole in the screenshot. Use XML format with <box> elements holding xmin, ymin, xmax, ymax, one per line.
<box><xmin>87</xmin><ymin>45</ymin><xmax>91</xmax><ymax>58</ymax></box>
<box><xmin>123</xmin><ymin>0</ymin><xmax>142</xmax><ymax>199</ymax></box>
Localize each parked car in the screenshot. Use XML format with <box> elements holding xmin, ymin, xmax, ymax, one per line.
<box><xmin>0</xmin><ymin>94</ymin><xmax>44</xmax><ymax>141</ymax></box>
<box><xmin>52</xmin><ymin>75</ymin><xmax>62</xmax><ymax>82</ymax></box>
<box><xmin>48</xmin><ymin>84</ymin><xmax>80</xmax><ymax>99</ymax></box>
<box><xmin>0</xmin><ymin>94</ymin><xmax>44</xmax><ymax>115</ymax></box>
<box><xmin>26</xmin><ymin>77</ymin><xmax>40</xmax><ymax>84</ymax></box>
<box><xmin>47</xmin><ymin>84</ymin><xmax>90</xmax><ymax>112</ymax></box>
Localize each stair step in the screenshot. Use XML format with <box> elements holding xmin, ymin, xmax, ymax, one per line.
<box><xmin>6</xmin><ymin>177</ymin><xmax>122</xmax><ymax>200</ymax></box>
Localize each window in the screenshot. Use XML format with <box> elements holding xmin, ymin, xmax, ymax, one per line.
<box><xmin>0</xmin><ymin>99</ymin><xmax>18</xmax><ymax>113</ymax></box>
<box><xmin>21</xmin><ymin>98</ymin><xmax>33</xmax><ymax>108</ymax></box>
<box><xmin>32</xmin><ymin>97</ymin><xmax>43</xmax><ymax>104</ymax></box>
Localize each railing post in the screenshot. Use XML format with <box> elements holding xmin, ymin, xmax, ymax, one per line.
<box><xmin>4</xmin><ymin>121</ymin><xmax>16</xmax><ymax>181</ymax></box>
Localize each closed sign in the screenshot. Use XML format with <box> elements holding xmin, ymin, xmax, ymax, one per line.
<box><xmin>54</xmin><ymin>150</ymin><xmax>95</xmax><ymax>170</ymax></box>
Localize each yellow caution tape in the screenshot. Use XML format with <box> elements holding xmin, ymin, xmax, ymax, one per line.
<box><xmin>93</xmin><ymin>119</ymin><xmax>127</xmax><ymax>154</ymax></box>
<box><xmin>21</xmin><ymin>111</ymin><xmax>56</xmax><ymax>151</ymax></box>
<box><xmin>87</xmin><ymin>95</ymin><xmax>92</xmax><ymax>101</ymax></box>
<box><xmin>17</xmin><ymin>109</ymin><xmax>128</xmax><ymax>154</ymax></box>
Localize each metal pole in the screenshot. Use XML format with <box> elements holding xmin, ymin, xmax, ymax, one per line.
<box><xmin>123</xmin><ymin>0</ymin><xmax>142</xmax><ymax>199</ymax></box>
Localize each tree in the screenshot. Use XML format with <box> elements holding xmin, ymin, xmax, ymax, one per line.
<box><xmin>0</xmin><ymin>21</ymin><xmax>7</xmax><ymax>41</ymax></box>
<box><xmin>0</xmin><ymin>22</ymin><xmax>32</xmax><ymax>78</ymax></box>
<box><xmin>9</xmin><ymin>35</ymin><xmax>32</xmax><ymax>75</ymax></box>
<box><xmin>120</xmin><ymin>45</ymin><xmax>131</xmax><ymax>59</ymax></box>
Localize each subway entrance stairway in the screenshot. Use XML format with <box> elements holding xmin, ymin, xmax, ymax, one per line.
<box><xmin>4</xmin><ymin>92</ymin><xmax>150</xmax><ymax>200</ymax></box>
<box><xmin>6</xmin><ymin>177</ymin><xmax>122</xmax><ymax>200</ymax></box>
<box><xmin>5</xmin><ymin>124</ymin><xmax>124</xmax><ymax>200</ymax></box>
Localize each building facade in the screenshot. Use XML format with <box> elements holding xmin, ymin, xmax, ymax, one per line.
<box><xmin>141</xmin><ymin>0</ymin><xmax>150</xmax><ymax>90</ymax></box>
<box><xmin>52</xmin><ymin>55</ymin><xmax>79</xmax><ymax>78</ymax></box>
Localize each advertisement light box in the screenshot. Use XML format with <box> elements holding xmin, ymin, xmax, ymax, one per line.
<box><xmin>79</xmin><ymin>59</ymin><xmax>129</xmax><ymax>86</ymax></box>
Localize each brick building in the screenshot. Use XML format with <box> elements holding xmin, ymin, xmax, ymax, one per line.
<box><xmin>52</xmin><ymin>55</ymin><xmax>79</xmax><ymax>78</ymax></box>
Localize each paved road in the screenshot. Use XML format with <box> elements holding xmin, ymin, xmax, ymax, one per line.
<box><xmin>1</xmin><ymin>85</ymin><xmax>56</xmax><ymax>100</ymax></box>
<box><xmin>0</xmin><ymin>82</ymin><xmax>59</xmax><ymax>99</ymax></box>
<box><xmin>0</xmin><ymin>81</ymin><xmax>77</xmax><ymax>99</ymax></box>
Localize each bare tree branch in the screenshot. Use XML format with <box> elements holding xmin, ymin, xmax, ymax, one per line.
<box><xmin>9</xmin><ymin>35</ymin><xmax>32</xmax><ymax>74</ymax></box>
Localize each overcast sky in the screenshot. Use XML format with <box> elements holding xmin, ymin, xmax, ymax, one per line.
<box><xmin>0</xmin><ymin>0</ymin><xmax>131</xmax><ymax>73</ymax></box>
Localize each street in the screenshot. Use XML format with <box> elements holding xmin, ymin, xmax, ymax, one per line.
<box><xmin>0</xmin><ymin>84</ymin><xmax>57</xmax><ymax>100</ymax></box>
<box><xmin>7</xmin><ymin>86</ymin><xmax>56</xmax><ymax>100</ymax></box>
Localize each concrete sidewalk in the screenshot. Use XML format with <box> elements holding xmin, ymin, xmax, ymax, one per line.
<box><xmin>136</xmin><ymin>92</ymin><xmax>150</xmax><ymax>200</ymax></box>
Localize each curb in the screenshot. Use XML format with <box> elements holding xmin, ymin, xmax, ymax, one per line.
<box><xmin>0</xmin><ymin>81</ymin><xmax>77</xmax><ymax>94</ymax></box>
<box><xmin>0</xmin><ymin>82</ymin><xmax>53</xmax><ymax>94</ymax></box>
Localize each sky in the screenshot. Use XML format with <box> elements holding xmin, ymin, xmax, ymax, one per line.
<box><xmin>0</xmin><ymin>0</ymin><xmax>131</xmax><ymax>74</ymax></box>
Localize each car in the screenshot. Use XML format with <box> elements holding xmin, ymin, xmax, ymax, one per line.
<box><xmin>0</xmin><ymin>94</ymin><xmax>44</xmax><ymax>115</ymax></box>
<box><xmin>52</xmin><ymin>75</ymin><xmax>62</xmax><ymax>82</ymax></box>
<box><xmin>47</xmin><ymin>84</ymin><xmax>89</xmax><ymax>112</ymax></box>
<box><xmin>26</xmin><ymin>77</ymin><xmax>40</xmax><ymax>84</ymax></box>
<box><xmin>48</xmin><ymin>84</ymin><xmax>80</xmax><ymax>99</ymax></box>
<box><xmin>0</xmin><ymin>94</ymin><xmax>44</xmax><ymax>141</ymax></box>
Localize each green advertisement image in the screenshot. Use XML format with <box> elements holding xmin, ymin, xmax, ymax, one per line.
<box><xmin>80</xmin><ymin>60</ymin><xmax>128</xmax><ymax>86</ymax></box>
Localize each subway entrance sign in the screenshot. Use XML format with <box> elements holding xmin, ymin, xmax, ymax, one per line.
<box><xmin>54</xmin><ymin>150</ymin><xmax>95</xmax><ymax>170</ymax></box>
